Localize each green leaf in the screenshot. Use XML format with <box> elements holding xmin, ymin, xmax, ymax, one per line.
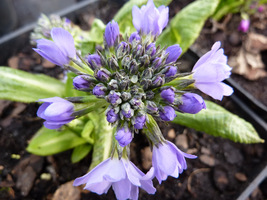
<box><xmin>0</xmin><ymin>67</ymin><xmax>65</xmax><ymax>102</ymax></box>
<box><xmin>88</xmin><ymin>112</ymin><xmax>114</xmax><ymax>170</ymax></box>
<box><xmin>114</xmin><ymin>0</ymin><xmax>172</xmax><ymax>35</ymax></box>
<box><xmin>172</xmin><ymin>101</ymin><xmax>264</xmax><ymax>144</ymax></box>
<box><xmin>157</xmin><ymin>0</ymin><xmax>219</xmax><ymax>54</ymax></box>
<box><xmin>81</xmin><ymin>120</ymin><xmax>94</xmax><ymax>143</ymax></box>
<box><xmin>26</xmin><ymin>127</ymin><xmax>87</xmax><ymax>156</ymax></box>
<box><xmin>212</xmin><ymin>0</ymin><xmax>244</xmax><ymax>21</ymax></box>
<box><xmin>71</xmin><ymin>143</ymin><xmax>92</xmax><ymax>163</ymax></box>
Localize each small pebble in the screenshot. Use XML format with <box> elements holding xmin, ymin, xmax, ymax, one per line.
<box><xmin>141</xmin><ymin>147</ymin><xmax>152</xmax><ymax>170</ymax></box>
<box><xmin>167</xmin><ymin>129</ymin><xmax>176</xmax><ymax>139</ymax></box>
<box><xmin>175</xmin><ymin>134</ymin><xmax>188</xmax><ymax>150</ymax></box>
<box><xmin>199</xmin><ymin>155</ymin><xmax>215</xmax><ymax>167</ymax></box>
<box><xmin>235</xmin><ymin>172</ymin><xmax>247</xmax><ymax>182</ymax></box>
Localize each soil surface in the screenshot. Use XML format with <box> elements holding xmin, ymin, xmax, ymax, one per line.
<box><xmin>1</xmin><ymin>1</ymin><xmax>267</xmax><ymax>200</ymax></box>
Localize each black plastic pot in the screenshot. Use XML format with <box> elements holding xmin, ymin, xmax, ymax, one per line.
<box><xmin>185</xmin><ymin>48</ymin><xmax>267</xmax><ymax>200</ymax></box>
<box><xmin>0</xmin><ymin>1</ymin><xmax>266</xmax><ymax>199</ymax></box>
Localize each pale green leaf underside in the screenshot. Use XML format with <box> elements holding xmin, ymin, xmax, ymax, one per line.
<box><xmin>172</xmin><ymin>101</ymin><xmax>264</xmax><ymax>144</ymax></box>
<box><xmin>88</xmin><ymin>112</ymin><xmax>114</xmax><ymax>170</ymax></box>
<box><xmin>157</xmin><ymin>0</ymin><xmax>219</xmax><ymax>54</ymax></box>
<box><xmin>0</xmin><ymin>67</ymin><xmax>65</xmax><ymax>102</ymax></box>
<box><xmin>27</xmin><ymin>127</ymin><xmax>87</xmax><ymax>156</ymax></box>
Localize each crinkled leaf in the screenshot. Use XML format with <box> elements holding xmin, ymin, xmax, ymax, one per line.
<box><xmin>0</xmin><ymin>67</ymin><xmax>65</xmax><ymax>102</ymax></box>
<box><xmin>71</xmin><ymin>143</ymin><xmax>92</xmax><ymax>163</ymax></box>
<box><xmin>27</xmin><ymin>127</ymin><xmax>87</xmax><ymax>156</ymax></box>
<box><xmin>81</xmin><ymin>120</ymin><xmax>94</xmax><ymax>144</ymax></box>
<box><xmin>88</xmin><ymin>112</ymin><xmax>114</xmax><ymax>170</ymax></box>
<box><xmin>172</xmin><ymin>101</ymin><xmax>264</xmax><ymax>143</ymax></box>
<box><xmin>114</xmin><ymin>0</ymin><xmax>172</xmax><ymax>35</ymax></box>
<box><xmin>157</xmin><ymin>0</ymin><xmax>219</xmax><ymax>54</ymax></box>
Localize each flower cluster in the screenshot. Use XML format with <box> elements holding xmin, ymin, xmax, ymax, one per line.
<box><xmin>34</xmin><ymin>0</ymin><xmax>233</xmax><ymax>199</ymax></box>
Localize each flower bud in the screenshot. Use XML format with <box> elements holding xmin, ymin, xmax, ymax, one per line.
<box><xmin>165</xmin><ymin>44</ymin><xmax>182</xmax><ymax>64</ymax></box>
<box><xmin>238</xmin><ymin>19</ymin><xmax>250</xmax><ymax>33</ymax></box>
<box><xmin>107</xmin><ymin>79</ymin><xmax>119</xmax><ymax>90</ymax></box>
<box><xmin>73</xmin><ymin>75</ymin><xmax>92</xmax><ymax>90</ymax></box>
<box><xmin>160</xmin><ymin>88</ymin><xmax>175</xmax><ymax>103</ymax></box>
<box><xmin>92</xmin><ymin>84</ymin><xmax>107</xmax><ymax>97</ymax></box>
<box><xmin>159</xmin><ymin>106</ymin><xmax>176</xmax><ymax>121</ymax></box>
<box><xmin>129</xmin><ymin>59</ymin><xmax>139</xmax><ymax>74</ymax></box>
<box><xmin>116</xmin><ymin>41</ymin><xmax>130</xmax><ymax>59</ymax></box>
<box><xmin>121</xmin><ymin>55</ymin><xmax>131</xmax><ymax>69</ymax></box>
<box><xmin>129</xmin><ymin>32</ymin><xmax>141</xmax><ymax>43</ymax></box>
<box><xmin>104</xmin><ymin>20</ymin><xmax>120</xmax><ymax>47</ymax></box>
<box><xmin>146</xmin><ymin>101</ymin><xmax>158</xmax><ymax>114</ymax></box>
<box><xmin>152</xmin><ymin>75</ymin><xmax>165</xmax><ymax>87</ymax></box>
<box><xmin>108</xmin><ymin>57</ymin><xmax>119</xmax><ymax>71</ymax></box>
<box><xmin>152</xmin><ymin>57</ymin><xmax>162</xmax><ymax>70</ymax></box>
<box><xmin>134</xmin><ymin>115</ymin><xmax>146</xmax><ymax>129</ymax></box>
<box><xmin>87</xmin><ymin>54</ymin><xmax>102</xmax><ymax>70</ymax></box>
<box><xmin>96</xmin><ymin>69</ymin><xmax>111</xmax><ymax>82</ymax></box>
<box><xmin>179</xmin><ymin>93</ymin><xmax>206</xmax><ymax>114</ymax></box>
<box><xmin>121</xmin><ymin>92</ymin><xmax>132</xmax><ymax>101</ymax></box>
<box><xmin>106</xmin><ymin>108</ymin><xmax>119</xmax><ymax>123</ymax></box>
<box><xmin>121</xmin><ymin>103</ymin><xmax>134</xmax><ymax>119</ymax></box>
<box><xmin>146</xmin><ymin>43</ymin><xmax>156</xmax><ymax>57</ymax></box>
<box><xmin>142</xmin><ymin>68</ymin><xmax>154</xmax><ymax>79</ymax></box>
<box><xmin>107</xmin><ymin>91</ymin><xmax>122</xmax><ymax>105</ymax></box>
<box><xmin>164</xmin><ymin>66</ymin><xmax>177</xmax><ymax>77</ymax></box>
<box><xmin>130</xmin><ymin>97</ymin><xmax>142</xmax><ymax>109</ymax></box>
<box><xmin>115</xmin><ymin>126</ymin><xmax>133</xmax><ymax>147</ymax></box>
<box><xmin>37</xmin><ymin>97</ymin><xmax>75</xmax><ymax>129</ymax></box>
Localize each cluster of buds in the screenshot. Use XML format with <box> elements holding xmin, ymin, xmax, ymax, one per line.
<box><xmin>34</xmin><ymin>0</ymin><xmax>233</xmax><ymax>199</ymax></box>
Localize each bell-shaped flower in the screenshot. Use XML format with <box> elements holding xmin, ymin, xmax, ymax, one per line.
<box><xmin>115</xmin><ymin>127</ymin><xmax>133</xmax><ymax>147</ymax></box>
<box><xmin>37</xmin><ymin>97</ymin><xmax>75</xmax><ymax>129</ymax></box>
<box><xmin>165</xmin><ymin>44</ymin><xmax>182</xmax><ymax>64</ymax></box>
<box><xmin>73</xmin><ymin>157</ymin><xmax>156</xmax><ymax>200</ymax></box>
<box><xmin>132</xmin><ymin>0</ymin><xmax>169</xmax><ymax>36</ymax></box>
<box><xmin>192</xmin><ymin>41</ymin><xmax>233</xmax><ymax>100</ymax></box>
<box><xmin>150</xmin><ymin>141</ymin><xmax>197</xmax><ymax>183</ymax></box>
<box><xmin>179</xmin><ymin>93</ymin><xmax>206</xmax><ymax>114</ymax></box>
<box><xmin>33</xmin><ymin>28</ymin><xmax>76</xmax><ymax>67</ymax></box>
<box><xmin>104</xmin><ymin>20</ymin><xmax>120</xmax><ymax>47</ymax></box>
<box><xmin>159</xmin><ymin>106</ymin><xmax>176</xmax><ymax>121</ymax></box>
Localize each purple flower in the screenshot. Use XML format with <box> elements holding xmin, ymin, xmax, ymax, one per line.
<box><xmin>105</xmin><ymin>20</ymin><xmax>120</xmax><ymax>47</ymax></box>
<box><xmin>106</xmin><ymin>109</ymin><xmax>119</xmax><ymax>123</ymax></box>
<box><xmin>34</xmin><ymin>28</ymin><xmax>76</xmax><ymax>67</ymax></box>
<box><xmin>159</xmin><ymin>106</ymin><xmax>176</xmax><ymax>121</ymax></box>
<box><xmin>238</xmin><ymin>19</ymin><xmax>250</xmax><ymax>32</ymax></box>
<box><xmin>150</xmin><ymin>141</ymin><xmax>197</xmax><ymax>183</ymax></box>
<box><xmin>160</xmin><ymin>88</ymin><xmax>175</xmax><ymax>103</ymax></box>
<box><xmin>87</xmin><ymin>54</ymin><xmax>102</xmax><ymax>68</ymax></box>
<box><xmin>37</xmin><ymin>97</ymin><xmax>74</xmax><ymax>129</ymax></box>
<box><xmin>164</xmin><ymin>66</ymin><xmax>177</xmax><ymax>77</ymax></box>
<box><xmin>73</xmin><ymin>75</ymin><xmax>91</xmax><ymax>89</ymax></box>
<box><xmin>152</xmin><ymin>57</ymin><xmax>162</xmax><ymax>69</ymax></box>
<box><xmin>97</xmin><ymin>69</ymin><xmax>110</xmax><ymax>82</ymax></box>
<box><xmin>73</xmin><ymin>157</ymin><xmax>156</xmax><ymax>200</ymax></box>
<box><xmin>107</xmin><ymin>91</ymin><xmax>121</xmax><ymax>105</ymax></box>
<box><xmin>115</xmin><ymin>127</ymin><xmax>133</xmax><ymax>147</ymax></box>
<box><xmin>146</xmin><ymin>43</ymin><xmax>156</xmax><ymax>57</ymax></box>
<box><xmin>152</xmin><ymin>76</ymin><xmax>164</xmax><ymax>87</ymax></box>
<box><xmin>258</xmin><ymin>5</ymin><xmax>264</xmax><ymax>12</ymax></box>
<box><xmin>134</xmin><ymin>115</ymin><xmax>146</xmax><ymax>129</ymax></box>
<box><xmin>129</xmin><ymin>32</ymin><xmax>141</xmax><ymax>43</ymax></box>
<box><xmin>132</xmin><ymin>0</ymin><xmax>169</xmax><ymax>36</ymax></box>
<box><xmin>165</xmin><ymin>44</ymin><xmax>182</xmax><ymax>64</ymax></box>
<box><xmin>93</xmin><ymin>84</ymin><xmax>106</xmax><ymax>97</ymax></box>
<box><xmin>179</xmin><ymin>93</ymin><xmax>206</xmax><ymax>114</ymax></box>
<box><xmin>192</xmin><ymin>41</ymin><xmax>233</xmax><ymax>100</ymax></box>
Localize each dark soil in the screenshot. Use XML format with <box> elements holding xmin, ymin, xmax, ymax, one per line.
<box><xmin>1</xmin><ymin>1</ymin><xmax>266</xmax><ymax>200</ymax></box>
